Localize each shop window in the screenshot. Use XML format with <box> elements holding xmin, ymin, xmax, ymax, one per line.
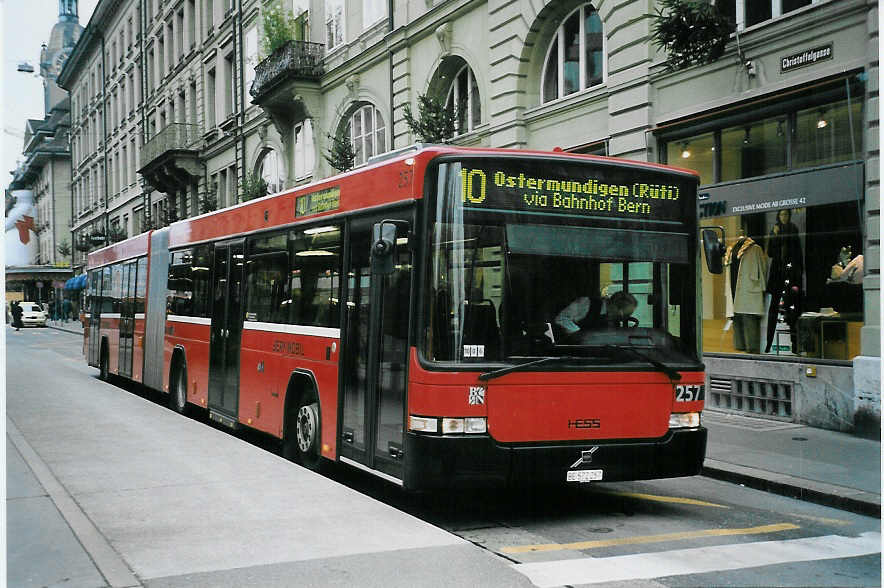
<box><xmin>663</xmin><ymin>87</ymin><xmax>863</xmax><ymax>184</ymax></box>
<box><xmin>721</xmin><ymin>118</ymin><xmax>787</xmax><ymax>182</ymax></box>
<box><xmin>794</xmin><ymin>99</ymin><xmax>863</xmax><ymax>169</ymax></box>
<box><xmin>541</xmin><ymin>4</ymin><xmax>605</xmax><ymax>104</ymax></box>
<box><xmin>666</xmin><ymin>132</ymin><xmax>714</xmax><ymax>186</ymax></box>
<box><xmin>700</xmin><ymin>201</ymin><xmax>863</xmax><ymax>360</ymax></box>
<box><xmin>348</xmin><ymin>103</ymin><xmax>386</xmax><ymax>166</ymax></box>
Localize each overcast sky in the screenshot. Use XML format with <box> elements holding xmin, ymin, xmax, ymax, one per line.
<box><xmin>2</xmin><ymin>0</ymin><xmax>99</xmax><ymax>194</ymax></box>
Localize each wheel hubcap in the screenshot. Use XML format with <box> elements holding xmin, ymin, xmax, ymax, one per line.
<box><xmin>296</xmin><ymin>402</ymin><xmax>318</xmax><ymax>453</ymax></box>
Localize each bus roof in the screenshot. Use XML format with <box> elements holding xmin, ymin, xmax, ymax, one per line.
<box><xmin>87</xmin><ymin>145</ymin><xmax>700</xmax><ymax>265</ymax></box>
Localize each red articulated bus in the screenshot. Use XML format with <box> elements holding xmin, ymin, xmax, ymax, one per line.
<box><xmin>84</xmin><ymin>144</ymin><xmax>713</xmax><ymax>489</ymax></box>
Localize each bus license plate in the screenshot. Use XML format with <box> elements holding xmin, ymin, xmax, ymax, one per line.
<box><xmin>566</xmin><ymin>469</ymin><xmax>603</xmax><ymax>483</ymax></box>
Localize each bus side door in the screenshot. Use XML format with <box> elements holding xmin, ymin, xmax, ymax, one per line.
<box><xmin>208</xmin><ymin>240</ymin><xmax>245</xmax><ymax>422</ymax></box>
<box><xmin>340</xmin><ymin>212</ymin><xmax>413</xmax><ymax>481</ymax></box>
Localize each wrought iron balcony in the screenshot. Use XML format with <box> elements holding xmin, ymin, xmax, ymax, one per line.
<box><xmin>251</xmin><ymin>41</ymin><xmax>324</xmax><ymax>103</ymax></box>
<box><xmin>139</xmin><ymin>123</ymin><xmax>203</xmax><ymax>194</ymax></box>
<box><xmin>140</xmin><ymin>123</ymin><xmax>202</xmax><ymax>170</ymax></box>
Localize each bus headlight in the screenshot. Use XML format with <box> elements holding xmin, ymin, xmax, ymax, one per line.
<box><xmin>669</xmin><ymin>412</ymin><xmax>701</xmax><ymax>428</ymax></box>
<box><xmin>409</xmin><ymin>415</ymin><xmax>438</xmax><ymax>433</ymax></box>
<box><xmin>410</xmin><ymin>416</ymin><xmax>487</xmax><ymax>434</ymax></box>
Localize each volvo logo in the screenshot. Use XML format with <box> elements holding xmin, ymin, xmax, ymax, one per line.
<box><xmin>570</xmin><ymin>447</ymin><xmax>599</xmax><ymax>468</ymax></box>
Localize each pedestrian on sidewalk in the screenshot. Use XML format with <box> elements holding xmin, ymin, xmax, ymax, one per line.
<box><xmin>62</xmin><ymin>297</ymin><xmax>72</xmax><ymax>322</ymax></box>
<box><xmin>11</xmin><ymin>301</ymin><xmax>23</xmax><ymax>331</ymax></box>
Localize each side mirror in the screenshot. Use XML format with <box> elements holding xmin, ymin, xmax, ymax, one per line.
<box><xmin>371</xmin><ymin>221</ymin><xmax>399</xmax><ymax>275</ymax></box>
<box><xmin>701</xmin><ymin>226</ymin><xmax>726</xmax><ymax>274</ymax></box>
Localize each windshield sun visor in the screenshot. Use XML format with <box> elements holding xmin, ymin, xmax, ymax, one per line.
<box><xmin>505</xmin><ymin>224</ymin><xmax>689</xmax><ymax>264</ymax></box>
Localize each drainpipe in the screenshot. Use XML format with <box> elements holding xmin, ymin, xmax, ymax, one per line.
<box><xmin>388</xmin><ymin>0</ymin><xmax>394</xmax><ymax>149</ymax></box>
<box><xmin>101</xmin><ymin>32</ymin><xmax>109</xmax><ymax>244</ymax></box>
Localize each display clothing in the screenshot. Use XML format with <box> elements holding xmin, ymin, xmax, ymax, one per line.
<box><xmin>764</xmin><ymin>220</ymin><xmax>803</xmax><ymax>353</ymax></box>
<box><xmin>724</xmin><ymin>237</ymin><xmax>767</xmax><ymax>353</ymax></box>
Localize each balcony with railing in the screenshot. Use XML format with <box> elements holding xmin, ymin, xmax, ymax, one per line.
<box><xmin>250</xmin><ymin>41</ymin><xmax>324</xmax><ymax>105</ymax></box>
<box><xmin>138</xmin><ymin>123</ymin><xmax>203</xmax><ymax>194</ymax></box>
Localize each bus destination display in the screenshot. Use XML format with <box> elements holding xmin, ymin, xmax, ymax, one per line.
<box><xmin>296</xmin><ymin>186</ymin><xmax>340</xmax><ymax>218</ymax></box>
<box><xmin>459</xmin><ymin>161</ymin><xmax>690</xmax><ymax>221</ymax></box>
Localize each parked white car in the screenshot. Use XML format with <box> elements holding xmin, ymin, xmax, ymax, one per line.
<box><xmin>19</xmin><ymin>302</ymin><xmax>48</xmax><ymax>327</ymax></box>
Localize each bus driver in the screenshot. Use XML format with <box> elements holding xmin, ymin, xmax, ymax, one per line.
<box><xmin>554</xmin><ymin>290</ymin><xmax>638</xmax><ymax>342</ymax></box>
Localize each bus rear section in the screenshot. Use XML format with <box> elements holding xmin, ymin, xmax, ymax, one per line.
<box><xmin>401</xmin><ymin>154</ymin><xmax>706</xmax><ymax>489</ymax></box>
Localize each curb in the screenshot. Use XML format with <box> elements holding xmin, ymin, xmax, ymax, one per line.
<box><xmin>47</xmin><ymin>324</ymin><xmax>83</xmax><ymax>336</ymax></box>
<box><xmin>703</xmin><ymin>459</ymin><xmax>881</xmax><ymax>519</ymax></box>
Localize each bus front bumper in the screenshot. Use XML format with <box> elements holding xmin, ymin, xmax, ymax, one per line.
<box><xmin>403</xmin><ymin>427</ymin><xmax>707</xmax><ymax>490</ymax></box>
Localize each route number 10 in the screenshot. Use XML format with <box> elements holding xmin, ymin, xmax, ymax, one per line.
<box><xmin>461</xmin><ymin>168</ymin><xmax>487</xmax><ymax>204</ymax></box>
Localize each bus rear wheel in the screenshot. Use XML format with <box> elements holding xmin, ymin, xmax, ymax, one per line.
<box><xmin>169</xmin><ymin>362</ymin><xmax>189</xmax><ymax>415</ymax></box>
<box><xmin>98</xmin><ymin>342</ymin><xmax>109</xmax><ymax>381</ymax></box>
<box><xmin>284</xmin><ymin>391</ymin><xmax>322</xmax><ymax>471</ymax></box>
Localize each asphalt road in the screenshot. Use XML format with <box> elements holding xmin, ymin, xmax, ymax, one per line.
<box><xmin>6</xmin><ymin>326</ymin><xmax>882</xmax><ymax>587</ymax></box>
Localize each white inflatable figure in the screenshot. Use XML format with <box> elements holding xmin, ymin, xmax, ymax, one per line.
<box><xmin>5</xmin><ymin>189</ymin><xmax>38</xmax><ymax>266</ymax></box>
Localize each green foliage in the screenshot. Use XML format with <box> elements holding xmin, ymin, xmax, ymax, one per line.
<box><xmin>109</xmin><ymin>224</ymin><xmax>127</xmax><ymax>243</ymax></box>
<box><xmin>403</xmin><ymin>93</ymin><xmax>456</xmax><ymax>143</ymax></box>
<box><xmin>56</xmin><ymin>240</ymin><xmax>71</xmax><ymax>258</ymax></box>
<box><xmin>324</xmin><ymin>133</ymin><xmax>356</xmax><ymax>172</ymax></box>
<box><xmin>261</xmin><ymin>3</ymin><xmax>297</xmax><ymax>57</ymax></box>
<box><xmin>651</xmin><ymin>0</ymin><xmax>733</xmax><ymax>72</ymax></box>
<box><xmin>242</xmin><ymin>171</ymin><xmax>269</xmax><ymax>202</ymax></box>
<box><xmin>199</xmin><ymin>188</ymin><xmax>218</xmax><ymax>214</ymax></box>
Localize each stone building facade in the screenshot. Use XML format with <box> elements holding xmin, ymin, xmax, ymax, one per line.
<box><xmin>57</xmin><ymin>0</ymin><xmax>878</xmax><ymax>431</ymax></box>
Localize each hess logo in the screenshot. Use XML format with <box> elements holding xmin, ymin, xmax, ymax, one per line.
<box><xmin>568</xmin><ymin>418</ymin><xmax>601</xmax><ymax>429</ymax></box>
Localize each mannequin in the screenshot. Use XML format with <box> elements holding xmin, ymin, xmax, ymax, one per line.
<box><xmin>725</xmin><ymin>226</ymin><xmax>767</xmax><ymax>353</ymax></box>
<box><xmin>764</xmin><ymin>209</ymin><xmax>803</xmax><ymax>353</ymax></box>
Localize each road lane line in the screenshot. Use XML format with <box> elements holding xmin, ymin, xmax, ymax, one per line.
<box><xmin>501</xmin><ymin>522</ymin><xmax>799</xmax><ymax>553</ymax></box>
<box><xmin>597</xmin><ymin>490</ymin><xmax>729</xmax><ymax>508</ymax></box>
<box><xmin>513</xmin><ymin>531</ymin><xmax>881</xmax><ymax>587</ymax></box>
<box><xmin>7</xmin><ymin>417</ymin><xmax>142</xmax><ymax>587</ymax></box>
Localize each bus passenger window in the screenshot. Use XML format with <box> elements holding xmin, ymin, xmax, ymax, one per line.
<box><xmin>168</xmin><ymin>249</ymin><xmax>195</xmax><ymax>316</ymax></box>
<box><xmin>289</xmin><ymin>226</ymin><xmax>341</xmax><ymax>327</ymax></box>
<box><xmin>244</xmin><ymin>253</ymin><xmax>289</xmax><ymax>323</ymax></box>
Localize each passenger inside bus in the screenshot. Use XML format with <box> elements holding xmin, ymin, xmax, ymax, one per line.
<box><xmin>553</xmin><ymin>290</ymin><xmax>638</xmax><ymax>343</ymax></box>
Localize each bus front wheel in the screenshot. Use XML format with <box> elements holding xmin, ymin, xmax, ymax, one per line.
<box><xmin>284</xmin><ymin>391</ymin><xmax>322</xmax><ymax>471</ymax></box>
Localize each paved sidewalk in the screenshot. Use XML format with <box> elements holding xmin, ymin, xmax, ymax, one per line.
<box><xmin>703</xmin><ymin>409</ymin><xmax>881</xmax><ymax>517</ymax></box>
<box><xmin>46</xmin><ymin>318</ymin><xmax>84</xmax><ymax>336</ymax></box>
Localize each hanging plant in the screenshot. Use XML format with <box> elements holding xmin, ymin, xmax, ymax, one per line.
<box><xmin>651</xmin><ymin>0</ymin><xmax>733</xmax><ymax>72</ymax></box>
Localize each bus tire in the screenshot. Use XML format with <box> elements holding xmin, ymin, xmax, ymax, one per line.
<box><xmin>99</xmin><ymin>341</ymin><xmax>109</xmax><ymax>381</ymax></box>
<box><xmin>284</xmin><ymin>390</ymin><xmax>322</xmax><ymax>471</ymax></box>
<box><xmin>169</xmin><ymin>360</ymin><xmax>189</xmax><ymax>415</ymax></box>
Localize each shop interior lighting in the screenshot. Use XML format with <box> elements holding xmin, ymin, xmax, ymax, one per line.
<box><xmin>817</xmin><ymin>110</ymin><xmax>828</xmax><ymax>129</ymax></box>
<box><xmin>680</xmin><ymin>142</ymin><xmax>691</xmax><ymax>159</ymax></box>
<box><xmin>743</xmin><ymin>128</ymin><xmax>751</xmax><ymax>145</ymax></box>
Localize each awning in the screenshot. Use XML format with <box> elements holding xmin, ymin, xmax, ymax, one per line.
<box><xmin>64</xmin><ymin>274</ymin><xmax>87</xmax><ymax>291</ymax></box>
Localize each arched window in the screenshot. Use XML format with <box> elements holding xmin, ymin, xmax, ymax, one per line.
<box><xmin>446</xmin><ymin>65</ymin><xmax>481</xmax><ymax>136</ymax></box>
<box><xmin>348</xmin><ymin>103</ymin><xmax>386</xmax><ymax>166</ymax></box>
<box><xmin>259</xmin><ymin>148</ymin><xmax>283</xmax><ymax>194</ymax></box>
<box><xmin>541</xmin><ymin>4</ymin><xmax>604</xmax><ymax>103</ymax></box>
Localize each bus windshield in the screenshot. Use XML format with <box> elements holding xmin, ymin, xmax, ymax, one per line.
<box><xmin>423</xmin><ymin>158</ymin><xmax>699</xmax><ymax>367</ymax></box>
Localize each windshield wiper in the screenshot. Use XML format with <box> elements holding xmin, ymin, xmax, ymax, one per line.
<box><xmin>479</xmin><ymin>356</ymin><xmax>580</xmax><ymax>381</ymax></box>
<box><xmin>602</xmin><ymin>345</ymin><xmax>682</xmax><ymax>381</ymax></box>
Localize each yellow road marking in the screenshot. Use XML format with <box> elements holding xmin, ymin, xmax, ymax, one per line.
<box><xmin>788</xmin><ymin>513</ymin><xmax>851</xmax><ymax>526</ymax></box>
<box><xmin>598</xmin><ymin>490</ymin><xmax>729</xmax><ymax>509</ymax></box>
<box><xmin>501</xmin><ymin>522</ymin><xmax>800</xmax><ymax>554</ymax></box>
